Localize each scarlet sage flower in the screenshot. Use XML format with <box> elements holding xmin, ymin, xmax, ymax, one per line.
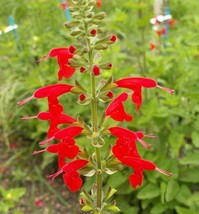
<box><xmin>39</xmin><ymin>126</ymin><xmax>83</xmax><ymax>145</ymax></box>
<box><xmin>112</xmin><ymin>138</ymin><xmax>141</xmax><ymax>160</ymax></box>
<box><xmin>48</xmin><ymin>159</ymin><xmax>88</xmax><ymax>192</ymax></box>
<box><xmin>38</xmin><ymin>47</ymin><xmax>76</xmax><ymax>80</ymax></box>
<box><xmin>17</xmin><ymin>84</ymin><xmax>74</xmax><ymax>106</ymax></box>
<box><xmin>105</xmin><ymin>92</ymin><xmax>132</xmax><ymax>122</ymax></box>
<box><xmin>120</xmin><ymin>157</ymin><xmax>172</xmax><ymax>188</ymax></box>
<box><xmin>22</xmin><ymin>104</ymin><xmax>76</xmax><ymax>137</ymax></box>
<box><xmin>109</xmin><ymin>127</ymin><xmax>152</xmax><ymax>149</ymax></box>
<box><xmin>33</xmin><ymin>138</ymin><xmax>79</xmax><ymax>160</ymax></box>
<box><xmin>115</xmin><ymin>77</ymin><xmax>174</xmax><ymax>110</ymax></box>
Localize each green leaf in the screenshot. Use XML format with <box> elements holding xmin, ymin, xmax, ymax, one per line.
<box><xmin>165</xmin><ymin>180</ymin><xmax>180</xmax><ymax>202</ymax></box>
<box><xmin>175</xmin><ymin>206</ymin><xmax>197</xmax><ymax>214</ymax></box>
<box><xmin>176</xmin><ymin>185</ymin><xmax>192</xmax><ymax>206</ymax></box>
<box><xmin>179</xmin><ymin>168</ymin><xmax>199</xmax><ymax>183</ymax></box>
<box><xmin>150</xmin><ymin>202</ymin><xmax>167</xmax><ymax>214</ymax></box>
<box><xmin>137</xmin><ymin>184</ymin><xmax>160</xmax><ymax>200</ymax></box>
<box><xmin>179</xmin><ymin>152</ymin><xmax>199</xmax><ymax>165</ymax></box>
<box><xmin>81</xmin><ymin>205</ymin><xmax>94</xmax><ymax>212</ymax></box>
<box><xmin>105</xmin><ymin>205</ymin><xmax>120</xmax><ymax>212</ymax></box>
<box><xmin>192</xmin><ymin>132</ymin><xmax>199</xmax><ymax>148</ymax></box>
<box><xmin>187</xmin><ymin>191</ymin><xmax>199</xmax><ymax>208</ymax></box>
<box><xmin>160</xmin><ymin>182</ymin><xmax>167</xmax><ymax>203</ymax></box>
<box><xmin>168</xmin><ymin>132</ymin><xmax>185</xmax><ymax>157</ymax></box>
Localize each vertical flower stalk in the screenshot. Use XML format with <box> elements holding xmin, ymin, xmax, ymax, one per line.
<box><xmin>18</xmin><ymin>0</ymin><xmax>174</xmax><ymax>213</ymax></box>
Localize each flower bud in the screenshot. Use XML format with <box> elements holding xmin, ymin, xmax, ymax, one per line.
<box><xmin>106</xmin><ymin>91</ymin><xmax>113</xmax><ymax>99</ymax></box>
<box><xmin>80</xmin><ymin>67</ymin><xmax>86</xmax><ymax>73</ymax></box>
<box><xmin>110</xmin><ymin>35</ymin><xmax>117</xmax><ymax>43</ymax></box>
<box><xmin>92</xmin><ymin>65</ymin><xmax>100</xmax><ymax>76</ymax></box>
<box><xmin>93</xmin><ymin>12</ymin><xmax>106</xmax><ymax>20</ymax></box>
<box><xmin>69</xmin><ymin>45</ymin><xmax>76</xmax><ymax>54</ymax></box>
<box><xmin>90</xmin><ymin>29</ymin><xmax>97</xmax><ymax>36</ymax></box>
<box><xmin>100</xmin><ymin>62</ymin><xmax>113</xmax><ymax>70</ymax></box>
<box><xmin>80</xmin><ymin>94</ymin><xmax>86</xmax><ymax>101</ymax></box>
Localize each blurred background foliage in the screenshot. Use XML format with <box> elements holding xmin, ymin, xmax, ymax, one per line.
<box><xmin>0</xmin><ymin>0</ymin><xmax>199</xmax><ymax>213</ymax></box>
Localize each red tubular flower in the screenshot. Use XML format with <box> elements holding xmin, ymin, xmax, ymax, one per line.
<box><xmin>109</xmin><ymin>127</ymin><xmax>152</xmax><ymax>149</ymax></box>
<box><xmin>17</xmin><ymin>84</ymin><xmax>73</xmax><ymax>106</ymax></box>
<box><xmin>105</xmin><ymin>93</ymin><xmax>132</xmax><ymax>122</ymax></box>
<box><xmin>38</xmin><ymin>47</ymin><xmax>76</xmax><ymax>80</ymax></box>
<box><xmin>48</xmin><ymin>159</ymin><xmax>88</xmax><ymax>192</ymax></box>
<box><xmin>115</xmin><ymin>77</ymin><xmax>174</xmax><ymax>111</ymax></box>
<box><xmin>33</xmin><ymin>138</ymin><xmax>79</xmax><ymax>160</ymax></box>
<box><xmin>112</xmin><ymin>138</ymin><xmax>140</xmax><ymax>160</ymax></box>
<box><xmin>121</xmin><ymin>157</ymin><xmax>172</xmax><ymax>188</ymax></box>
<box><xmin>39</xmin><ymin>126</ymin><xmax>83</xmax><ymax>145</ymax></box>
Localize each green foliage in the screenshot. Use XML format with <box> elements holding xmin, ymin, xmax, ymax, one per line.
<box><xmin>0</xmin><ymin>187</ymin><xmax>26</xmax><ymax>213</ymax></box>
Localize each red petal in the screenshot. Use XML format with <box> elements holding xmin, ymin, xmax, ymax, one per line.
<box><xmin>109</xmin><ymin>127</ymin><xmax>137</xmax><ymax>140</ymax></box>
<box><xmin>58</xmin><ymin>65</ymin><xmax>76</xmax><ymax>80</ymax></box>
<box><xmin>49</xmin><ymin>48</ymin><xmax>69</xmax><ymax>58</ymax></box>
<box><xmin>62</xmin><ymin>159</ymin><xmax>88</xmax><ymax>173</ymax></box>
<box><xmin>34</xmin><ymin>84</ymin><xmax>73</xmax><ymax>98</ymax></box>
<box><xmin>106</xmin><ymin>92</ymin><xmax>128</xmax><ymax>116</ymax></box>
<box><xmin>115</xmin><ymin>77</ymin><xmax>157</xmax><ymax>89</ymax></box>
<box><xmin>129</xmin><ymin>171</ymin><xmax>143</xmax><ymax>188</ymax></box>
<box><xmin>63</xmin><ymin>171</ymin><xmax>83</xmax><ymax>192</ymax></box>
<box><xmin>54</xmin><ymin>126</ymin><xmax>83</xmax><ymax>140</ymax></box>
<box><xmin>121</xmin><ymin>157</ymin><xmax>156</xmax><ymax>171</ymax></box>
<box><xmin>37</xmin><ymin>112</ymin><xmax>51</xmax><ymax>120</ymax></box>
<box><xmin>47</xmin><ymin>144</ymin><xmax>58</xmax><ymax>153</ymax></box>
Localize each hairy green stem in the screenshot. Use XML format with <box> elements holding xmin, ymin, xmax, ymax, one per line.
<box><xmin>84</xmin><ymin>21</ymin><xmax>102</xmax><ymax>210</ymax></box>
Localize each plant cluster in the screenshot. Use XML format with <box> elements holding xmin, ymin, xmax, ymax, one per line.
<box><xmin>18</xmin><ymin>0</ymin><xmax>175</xmax><ymax>213</ymax></box>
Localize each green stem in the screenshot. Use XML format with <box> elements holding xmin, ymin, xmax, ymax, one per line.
<box><xmin>84</xmin><ymin>21</ymin><xmax>102</xmax><ymax>210</ymax></box>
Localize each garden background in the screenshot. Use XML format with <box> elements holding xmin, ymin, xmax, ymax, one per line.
<box><xmin>0</xmin><ymin>0</ymin><xmax>199</xmax><ymax>213</ymax></box>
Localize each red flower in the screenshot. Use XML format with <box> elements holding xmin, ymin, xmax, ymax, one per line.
<box><xmin>38</xmin><ymin>47</ymin><xmax>76</xmax><ymax>80</ymax></box>
<box><xmin>48</xmin><ymin>159</ymin><xmax>88</xmax><ymax>192</ymax></box>
<box><xmin>33</xmin><ymin>138</ymin><xmax>79</xmax><ymax>160</ymax></box>
<box><xmin>105</xmin><ymin>93</ymin><xmax>132</xmax><ymax>122</ymax></box>
<box><xmin>22</xmin><ymin>103</ymin><xmax>76</xmax><ymax>137</ymax></box>
<box><xmin>17</xmin><ymin>84</ymin><xmax>73</xmax><ymax>106</ymax></box>
<box><xmin>35</xmin><ymin>199</ymin><xmax>45</xmax><ymax>207</ymax></box>
<box><xmin>115</xmin><ymin>77</ymin><xmax>174</xmax><ymax>110</ymax></box>
<box><xmin>96</xmin><ymin>0</ymin><xmax>102</xmax><ymax>7</ymax></box>
<box><xmin>149</xmin><ymin>42</ymin><xmax>156</xmax><ymax>51</ymax></box>
<box><xmin>168</xmin><ymin>19</ymin><xmax>176</xmax><ymax>28</ymax></box>
<box><xmin>109</xmin><ymin>127</ymin><xmax>152</xmax><ymax>149</ymax></box>
<box><xmin>39</xmin><ymin>126</ymin><xmax>83</xmax><ymax>145</ymax></box>
<box><xmin>121</xmin><ymin>157</ymin><xmax>172</xmax><ymax>188</ymax></box>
